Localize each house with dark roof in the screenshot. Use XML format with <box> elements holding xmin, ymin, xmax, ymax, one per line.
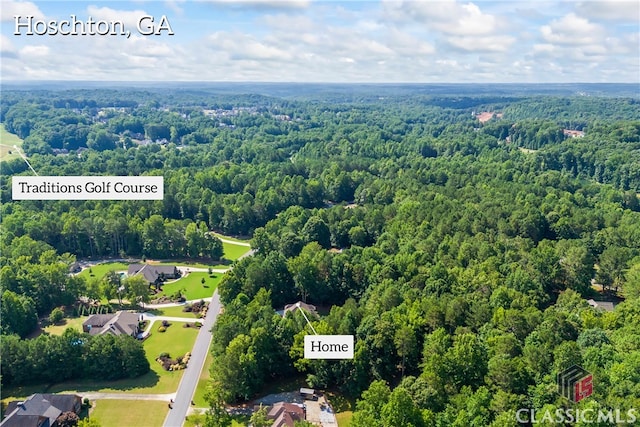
<box><xmin>267</xmin><ymin>402</ymin><xmax>305</xmax><ymax>427</ymax></box>
<box><xmin>1</xmin><ymin>394</ymin><xmax>81</xmax><ymax>427</ymax></box>
<box><xmin>127</xmin><ymin>264</ymin><xmax>180</xmax><ymax>287</ymax></box>
<box><xmin>82</xmin><ymin>311</ymin><xmax>142</xmax><ymax>337</ymax></box>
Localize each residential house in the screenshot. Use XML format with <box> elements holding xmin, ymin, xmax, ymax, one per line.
<box><xmin>283</xmin><ymin>301</ymin><xmax>317</xmax><ymax>316</ymax></box>
<box><xmin>267</xmin><ymin>402</ymin><xmax>306</xmax><ymax>427</ymax></box>
<box><xmin>1</xmin><ymin>393</ymin><xmax>82</xmax><ymax>427</ymax></box>
<box><xmin>586</xmin><ymin>299</ymin><xmax>615</xmax><ymax>312</ymax></box>
<box><xmin>127</xmin><ymin>264</ymin><xmax>180</xmax><ymax>288</ymax></box>
<box><xmin>82</xmin><ymin>310</ymin><xmax>142</xmax><ymax>337</ymax></box>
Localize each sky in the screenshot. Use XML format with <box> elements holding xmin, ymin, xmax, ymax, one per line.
<box><xmin>1</xmin><ymin>0</ymin><xmax>639</xmax><ymax>83</ymax></box>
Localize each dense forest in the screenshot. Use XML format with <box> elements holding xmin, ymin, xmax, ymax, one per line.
<box><xmin>1</xmin><ymin>84</ymin><xmax>639</xmax><ymax>425</ymax></box>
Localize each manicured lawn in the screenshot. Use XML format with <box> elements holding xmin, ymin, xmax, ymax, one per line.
<box><xmin>0</xmin><ymin>124</ymin><xmax>24</xmax><ymax>162</ymax></box>
<box><xmin>144</xmin><ymin>321</ymin><xmax>199</xmax><ymax>383</ymax></box>
<box><xmin>43</xmin><ymin>316</ymin><xmax>87</xmax><ymax>335</ymax></box>
<box><xmin>222</xmin><ymin>242</ymin><xmax>251</xmax><ymax>261</ymax></box>
<box><xmin>210</xmin><ymin>231</ymin><xmax>252</xmax><ymax>261</ymax></box>
<box><xmin>192</xmin><ymin>352</ymin><xmax>213</xmax><ymax>407</ymax></box>
<box><xmin>90</xmin><ymin>399</ymin><xmax>169</xmax><ymax>427</ymax></box>
<box><xmin>152</xmin><ymin>305</ymin><xmax>203</xmax><ymax>319</ymax></box>
<box><xmin>78</xmin><ymin>262</ymin><xmax>129</xmax><ymax>281</ymax></box>
<box><xmin>2</xmin><ymin>325</ymin><xmax>198</xmax><ymax>398</ymax></box>
<box><xmin>159</xmin><ymin>272</ymin><xmax>222</xmax><ymax>301</ymax></box>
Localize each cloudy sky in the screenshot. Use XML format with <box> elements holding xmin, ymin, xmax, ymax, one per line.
<box><xmin>1</xmin><ymin>0</ymin><xmax>638</xmax><ymax>82</ymax></box>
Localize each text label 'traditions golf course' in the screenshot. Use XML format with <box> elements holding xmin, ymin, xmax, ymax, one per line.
<box><xmin>304</xmin><ymin>335</ymin><xmax>354</xmax><ymax>359</ymax></box>
<box><xmin>12</xmin><ymin>176</ymin><xmax>164</xmax><ymax>200</ymax></box>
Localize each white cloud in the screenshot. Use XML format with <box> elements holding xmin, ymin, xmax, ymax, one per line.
<box><xmin>446</xmin><ymin>35</ymin><xmax>515</xmax><ymax>53</ymax></box>
<box><xmin>540</xmin><ymin>13</ymin><xmax>605</xmax><ymax>46</ymax></box>
<box><xmin>383</xmin><ymin>0</ymin><xmax>499</xmax><ymax>36</ymax></box>
<box><xmin>1</xmin><ymin>0</ymin><xmax>45</xmax><ymax>22</ymax></box>
<box><xmin>0</xmin><ymin>34</ymin><xmax>17</xmax><ymax>55</ymax></box>
<box><xmin>575</xmin><ymin>0</ymin><xmax>640</xmax><ymax>22</ymax></box>
<box><xmin>198</xmin><ymin>0</ymin><xmax>310</xmax><ymax>9</ymax></box>
<box><xmin>86</xmin><ymin>5</ymin><xmax>150</xmax><ymax>29</ymax></box>
<box><xmin>20</xmin><ymin>44</ymin><xmax>49</xmax><ymax>56</ymax></box>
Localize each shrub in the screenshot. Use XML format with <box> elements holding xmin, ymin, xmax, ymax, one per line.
<box><xmin>162</xmin><ymin>320</ymin><xmax>170</xmax><ymax>327</ymax></box>
<box><xmin>158</xmin><ymin>326</ymin><xmax>166</xmax><ymax>332</ymax></box>
<box><xmin>49</xmin><ymin>307</ymin><xmax>65</xmax><ymax>324</ymax></box>
<box><xmin>159</xmin><ymin>352</ymin><xmax>170</xmax><ymax>359</ymax></box>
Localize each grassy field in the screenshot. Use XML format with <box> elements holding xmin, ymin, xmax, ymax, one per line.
<box><xmin>0</xmin><ymin>124</ymin><xmax>24</xmax><ymax>162</ymax></box>
<box><xmin>144</xmin><ymin>320</ymin><xmax>199</xmax><ymax>389</ymax></box>
<box><xmin>151</xmin><ymin>305</ymin><xmax>203</xmax><ymax>319</ymax></box>
<box><xmin>159</xmin><ymin>272</ymin><xmax>222</xmax><ymax>301</ymax></box>
<box><xmin>78</xmin><ymin>262</ymin><xmax>129</xmax><ymax>281</ymax></box>
<box><xmin>2</xmin><ymin>308</ymin><xmax>199</xmax><ymax>402</ymax></box>
<box><xmin>90</xmin><ymin>399</ymin><xmax>169</xmax><ymax>427</ymax></box>
<box><xmin>43</xmin><ymin>316</ymin><xmax>87</xmax><ymax>335</ymax></box>
<box><xmin>336</xmin><ymin>411</ymin><xmax>353</xmax><ymax>426</ymax></box>
<box><xmin>210</xmin><ymin>232</ymin><xmax>252</xmax><ymax>261</ymax></box>
<box><xmin>222</xmin><ymin>242</ymin><xmax>251</xmax><ymax>261</ymax></box>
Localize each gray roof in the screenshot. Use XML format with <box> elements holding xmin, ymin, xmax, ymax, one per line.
<box><xmin>587</xmin><ymin>299</ymin><xmax>615</xmax><ymax>312</ymax></box>
<box><xmin>1</xmin><ymin>394</ymin><xmax>80</xmax><ymax>427</ymax></box>
<box><xmin>128</xmin><ymin>264</ymin><xmax>178</xmax><ymax>283</ymax></box>
<box><xmin>83</xmin><ymin>311</ymin><xmax>140</xmax><ymax>336</ymax></box>
<box><xmin>283</xmin><ymin>301</ymin><xmax>317</xmax><ymax>315</ymax></box>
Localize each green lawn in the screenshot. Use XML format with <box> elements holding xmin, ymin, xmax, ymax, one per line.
<box><xmin>78</xmin><ymin>262</ymin><xmax>128</xmax><ymax>281</ymax></box>
<box><xmin>90</xmin><ymin>399</ymin><xmax>169</xmax><ymax>427</ymax></box>
<box><xmin>336</xmin><ymin>411</ymin><xmax>353</xmax><ymax>427</ymax></box>
<box><xmin>151</xmin><ymin>305</ymin><xmax>203</xmax><ymax>319</ymax></box>
<box><xmin>0</xmin><ymin>124</ymin><xmax>24</xmax><ymax>162</ymax></box>
<box><xmin>159</xmin><ymin>272</ymin><xmax>222</xmax><ymax>301</ymax></box>
<box><xmin>43</xmin><ymin>316</ymin><xmax>87</xmax><ymax>335</ymax></box>
<box><xmin>144</xmin><ymin>321</ymin><xmax>199</xmax><ymax>391</ymax></box>
<box><xmin>5</xmin><ymin>320</ymin><xmax>200</xmax><ymax>397</ymax></box>
<box><xmin>221</xmin><ymin>242</ymin><xmax>251</xmax><ymax>261</ymax></box>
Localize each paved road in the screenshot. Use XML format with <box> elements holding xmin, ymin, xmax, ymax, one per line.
<box><xmin>162</xmin><ymin>290</ymin><xmax>221</xmax><ymax>427</ymax></box>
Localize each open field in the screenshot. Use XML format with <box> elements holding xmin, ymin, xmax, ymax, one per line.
<box><xmin>222</xmin><ymin>242</ymin><xmax>251</xmax><ymax>261</ymax></box>
<box><xmin>90</xmin><ymin>399</ymin><xmax>169</xmax><ymax>427</ymax></box>
<box><xmin>78</xmin><ymin>262</ymin><xmax>128</xmax><ymax>281</ymax></box>
<box><xmin>0</xmin><ymin>124</ymin><xmax>24</xmax><ymax>162</ymax></box>
<box><xmin>210</xmin><ymin>232</ymin><xmax>252</xmax><ymax>261</ymax></box>
<box><xmin>43</xmin><ymin>316</ymin><xmax>87</xmax><ymax>335</ymax></box>
<box><xmin>159</xmin><ymin>272</ymin><xmax>222</xmax><ymax>301</ymax></box>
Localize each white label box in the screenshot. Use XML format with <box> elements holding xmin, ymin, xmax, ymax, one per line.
<box><xmin>304</xmin><ymin>335</ymin><xmax>354</xmax><ymax>359</ymax></box>
<box><xmin>12</xmin><ymin>176</ymin><xmax>164</xmax><ymax>200</ymax></box>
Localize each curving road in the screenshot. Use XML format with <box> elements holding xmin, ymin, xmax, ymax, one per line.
<box><xmin>162</xmin><ymin>290</ymin><xmax>221</xmax><ymax>427</ymax></box>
